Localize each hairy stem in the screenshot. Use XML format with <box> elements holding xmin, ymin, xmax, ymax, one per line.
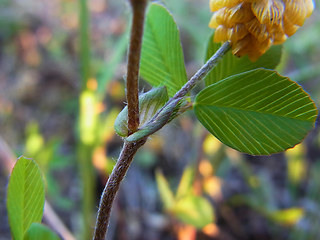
<box><xmin>151</xmin><ymin>41</ymin><xmax>231</xmax><ymax>122</ymax></box>
<box><xmin>171</xmin><ymin>42</ymin><xmax>230</xmax><ymax>103</ymax></box>
<box><xmin>126</xmin><ymin>0</ymin><xmax>148</xmax><ymax>134</ymax></box>
<box><xmin>93</xmin><ymin>1</ymin><xmax>147</xmax><ymax>239</ymax></box>
<box><xmin>93</xmin><ymin>139</ymin><xmax>146</xmax><ymax>240</ymax></box>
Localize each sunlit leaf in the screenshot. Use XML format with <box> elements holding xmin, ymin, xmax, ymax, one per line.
<box><xmin>205</xmin><ymin>32</ymin><xmax>282</xmax><ymax>85</ymax></box>
<box><xmin>176</xmin><ymin>167</ymin><xmax>194</xmax><ymax>199</ymax></box>
<box><xmin>172</xmin><ymin>195</ymin><xmax>214</xmax><ymax>229</ymax></box>
<box><xmin>285</xmin><ymin>144</ymin><xmax>306</xmax><ymax>185</ymax></box>
<box><xmin>7</xmin><ymin>156</ymin><xmax>45</xmax><ymax>240</ymax></box>
<box><xmin>79</xmin><ymin>90</ymin><xmax>97</xmax><ymax>145</ymax></box>
<box><xmin>155</xmin><ymin>170</ymin><xmax>175</xmax><ymax>210</ymax></box>
<box><xmin>194</xmin><ymin>69</ymin><xmax>318</xmax><ymax>155</ymax></box>
<box><xmin>140</xmin><ymin>3</ymin><xmax>187</xmax><ymax>97</ymax></box>
<box><xmin>25</xmin><ymin>122</ymin><xmax>44</xmax><ymax>156</ymax></box>
<box><xmin>24</xmin><ymin>223</ymin><xmax>60</xmax><ymax>240</ymax></box>
<box><xmin>268</xmin><ymin>208</ymin><xmax>304</xmax><ymax>226</ymax></box>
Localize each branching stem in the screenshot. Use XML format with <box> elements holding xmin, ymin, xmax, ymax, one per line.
<box><xmin>93</xmin><ymin>15</ymin><xmax>230</xmax><ymax>238</ymax></box>
<box><xmin>151</xmin><ymin>41</ymin><xmax>231</xmax><ymax>121</ymax></box>
<box><xmin>172</xmin><ymin>41</ymin><xmax>230</xmax><ymax>100</ymax></box>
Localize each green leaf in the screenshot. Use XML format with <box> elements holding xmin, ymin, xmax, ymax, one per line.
<box><xmin>114</xmin><ymin>87</ymin><xmax>168</xmax><ymax>137</ymax></box>
<box><xmin>205</xmin><ymin>32</ymin><xmax>282</xmax><ymax>85</ymax></box>
<box><xmin>79</xmin><ymin>90</ymin><xmax>98</xmax><ymax>145</ymax></box>
<box><xmin>172</xmin><ymin>195</ymin><xmax>214</xmax><ymax>229</ymax></box>
<box><xmin>7</xmin><ymin>156</ymin><xmax>45</xmax><ymax>240</ymax></box>
<box><xmin>24</xmin><ymin>223</ymin><xmax>60</xmax><ymax>240</ymax></box>
<box><xmin>176</xmin><ymin>167</ymin><xmax>194</xmax><ymax>199</ymax></box>
<box><xmin>267</xmin><ymin>208</ymin><xmax>304</xmax><ymax>226</ymax></box>
<box><xmin>155</xmin><ymin>170</ymin><xmax>175</xmax><ymax>210</ymax></box>
<box><xmin>194</xmin><ymin>69</ymin><xmax>318</xmax><ymax>155</ymax></box>
<box><xmin>140</xmin><ymin>3</ymin><xmax>187</xmax><ymax>97</ymax></box>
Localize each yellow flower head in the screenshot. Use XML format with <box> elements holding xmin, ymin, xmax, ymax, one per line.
<box><xmin>209</xmin><ymin>0</ymin><xmax>314</xmax><ymax>61</ymax></box>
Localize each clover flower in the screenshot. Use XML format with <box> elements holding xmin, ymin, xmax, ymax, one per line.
<box><xmin>209</xmin><ymin>0</ymin><xmax>314</xmax><ymax>60</ymax></box>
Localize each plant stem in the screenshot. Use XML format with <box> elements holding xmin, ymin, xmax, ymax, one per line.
<box><xmin>93</xmin><ymin>139</ymin><xmax>147</xmax><ymax>240</ymax></box>
<box><xmin>79</xmin><ymin>0</ymin><xmax>95</xmax><ymax>238</ymax></box>
<box><xmin>151</xmin><ymin>41</ymin><xmax>231</xmax><ymax>122</ymax></box>
<box><xmin>79</xmin><ymin>0</ymin><xmax>90</xmax><ymax>90</ymax></box>
<box><xmin>171</xmin><ymin>41</ymin><xmax>231</xmax><ymax>102</ymax></box>
<box><xmin>92</xmin><ymin>41</ymin><xmax>230</xmax><ymax>239</ymax></box>
<box><xmin>126</xmin><ymin>0</ymin><xmax>148</xmax><ymax>134</ymax></box>
<box><xmin>93</xmin><ymin>1</ymin><xmax>147</xmax><ymax>239</ymax></box>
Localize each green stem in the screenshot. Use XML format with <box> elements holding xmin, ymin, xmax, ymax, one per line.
<box><xmin>79</xmin><ymin>0</ymin><xmax>91</xmax><ymax>90</ymax></box>
<box><xmin>78</xmin><ymin>0</ymin><xmax>94</xmax><ymax>238</ymax></box>
<box><xmin>77</xmin><ymin>143</ymin><xmax>95</xmax><ymax>239</ymax></box>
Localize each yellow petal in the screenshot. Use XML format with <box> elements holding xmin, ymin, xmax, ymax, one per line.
<box><xmin>226</xmin><ymin>3</ymin><xmax>255</xmax><ymax>24</ymax></box>
<box><xmin>267</xmin><ymin>23</ymin><xmax>287</xmax><ymax>44</ymax></box>
<box><xmin>232</xmin><ymin>34</ymin><xmax>252</xmax><ymax>56</ymax></box>
<box><xmin>257</xmin><ymin>37</ymin><xmax>273</xmax><ymax>53</ymax></box>
<box><xmin>229</xmin><ymin>23</ymin><xmax>249</xmax><ymax>42</ymax></box>
<box><xmin>283</xmin><ymin>16</ymin><xmax>299</xmax><ymax>36</ymax></box>
<box><xmin>246</xmin><ymin>18</ymin><xmax>269</xmax><ymax>42</ymax></box>
<box><xmin>251</xmin><ymin>0</ymin><xmax>284</xmax><ymax>25</ymax></box>
<box><xmin>273</xmin><ymin>32</ymin><xmax>287</xmax><ymax>44</ymax></box>
<box><xmin>305</xmin><ymin>0</ymin><xmax>314</xmax><ymax>17</ymax></box>
<box><xmin>211</xmin><ymin>3</ymin><xmax>255</xmax><ymax>28</ymax></box>
<box><xmin>209</xmin><ymin>13</ymin><xmax>220</xmax><ymax>28</ymax></box>
<box><xmin>210</xmin><ymin>0</ymin><xmax>242</xmax><ymax>11</ymax></box>
<box><xmin>273</xmin><ymin>31</ymin><xmax>287</xmax><ymax>44</ymax></box>
<box><xmin>214</xmin><ymin>25</ymin><xmax>230</xmax><ymax>42</ymax></box>
<box><xmin>283</xmin><ymin>0</ymin><xmax>307</xmax><ymax>26</ymax></box>
<box><xmin>212</xmin><ymin>8</ymin><xmax>233</xmax><ymax>27</ymax></box>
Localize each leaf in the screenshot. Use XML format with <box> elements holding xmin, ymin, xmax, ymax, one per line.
<box><xmin>155</xmin><ymin>170</ymin><xmax>175</xmax><ymax>210</ymax></box>
<box><xmin>24</xmin><ymin>223</ymin><xmax>60</xmax><ymax>240</ymax></box>
<box><xmin>205</xmin><ymin>32</ymin><xmax>282</xmax><ymax>85</ymax></box>
<box><xmin>267</xmin><ymin>208</ymin><xmax>304</xmax><ymax>226</ymax></box>
<box><xmin>7</xmin><ymin>156</ymin><xmax>45</xmax><ymax>240</ymax></box>
<box><xmin>172</xmin><ymin>195</ymin><xmax>214</xmax><ymax>229</ymax></box>
<box><xmin>194</xmin><ymin>69</ymin><xmax>318</xmax><ymax>155</ymax></box>
<box><xmin>79</xmin><ymin>90</ymin><xmax>98</xmax><ymax>144</ymax></box>
<box><xmin>114</xmin><ymin>87</ymin><xmax>168</xmax><ymax>137</ymax></box>
<box><xmin>140</xmin><ymin>3</ymin><xmax>187</xmax><ymax>97</ymax></box>
<box><xmin>176</xmin><ymin>167</ymin><xmax>194</xmax><ymax>199</ymax></box>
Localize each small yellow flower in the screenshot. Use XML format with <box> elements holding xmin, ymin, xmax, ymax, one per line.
<box><xmin>209</xmin><ymin>0</ymin><xmax>314</xmax><ymax>61</ymax></box>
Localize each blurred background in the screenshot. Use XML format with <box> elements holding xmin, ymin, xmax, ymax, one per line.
<box><xmin>0</xmin><ymin>0</ymin><xmax>320</xmax><ymax>239</ymax></box>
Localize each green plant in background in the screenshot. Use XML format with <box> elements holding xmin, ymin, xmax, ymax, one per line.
<box><xmin>156</xmin><ymin>167</ymin><xmax>214</xmax><ymax>229</ymax></box>
<box><xmin>7</xmin><ymin>156</ymin><xmax>60</xmax><ymax>240</ymax></box>
<box><xmin>5</xmin><ymin>0</ymin><xmax>318</xmax><ymax>239</ymax></box>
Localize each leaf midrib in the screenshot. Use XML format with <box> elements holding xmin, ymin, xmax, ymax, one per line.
<box><xmin>195</xmin><ymin>104</ymin><xmax>315</xmax><ymax>123</ymax></box>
